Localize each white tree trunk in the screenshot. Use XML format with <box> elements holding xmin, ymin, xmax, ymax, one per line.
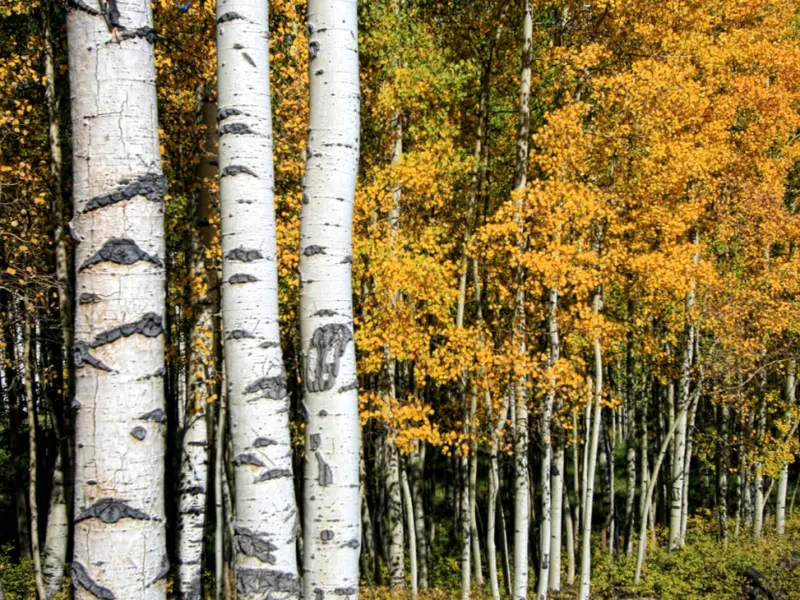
<box><xmin>777</xmin><ymin>361</ymin><xmax>796</xmax><ymax>535</ymax></box>
<box><xmin>67</xmin><ymin>1</ymin><xmax>168</xmax><ymax>596</ymax></box>
<box><xmin>578</xmin><ymin>292</ymin><xmax>603</xmax><ymax>600</ymax></box>
<box><xmin>487</xmin><ymin>388</ymin><xmax>510</xmax><ymax>600</ymax></box>
<box><xmin>563</xmin><ymin>482</ymin><xmax>575</xmax><ymax>587</ymax></box>
<box><xmin>42</xmin><ymin>450</ymin><xmax>69</xmax><ymax>600</ymax></box>
<box><xmin>409</xmin><ymin>447</ymin><xmax>428</xmax><ymax>589</ymax></box>
<box><xmin>385</xmin><ymin>436</ymin><xmax>405</xmax><ymax>590</ymax></box>
<box><xmin>401</xmin><ymin>464</ymin><xmax>418</xmax><ymax>600</ymax></box>
<box><xmin>216</xmin><ymin>1</ymin><xmax>300</xmax><ymax>597</ymax></box>
<box><xmin>300</xmin><ymin>1</ymin><xmax>362</xmax><ymax>599</ymax></box>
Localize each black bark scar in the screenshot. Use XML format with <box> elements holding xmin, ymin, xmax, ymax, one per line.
<box><xmin>75</xmin><ymin>498</ymin><xmax>154</xmax><ymax>524</ymax></box>
<box><xmin>225</xmin><ymin>247</ymin><xmax>264</xmax><ymax>262</ymax></box>
<box><xmin>83</xmin><ymin>173</ymin><xmax>166</xmax><ymax>212</ymax></box>
<box><xmin>305</xmin><ymin>323</ymin><xmax>353</xmax><ymax>392</ymax></box>
<box><xmin>221</xmin><ymin>165</ymin><xmax>258</xmax><ymax>178</ymax></box>
<box><xmin>315</xmin><ymin>451</ymin><xmax>333</xmax><ymax>486</ymax></box>
<box><xmin>80</xmin><ymin>238</ymin><xmax>162</xmax><ymax>270</ymax></box>
<box><xmin>244</xmin><ymin>373</ymin><xmax>287</xmax><ymax>398</ymax></box>
<box><xmin>235</xmin><ymin>526</ymin><xmax>278</xmax><ymax>564</ymax></box>
<box><xmin>71</xmin><ymin>562</ymin><xmax>115</xmax><ymax>600</ymax></box>
<box><xmin>236</xmin><ymin>567</ymin><xmax>300</xmax><ymax>596</ymax></box>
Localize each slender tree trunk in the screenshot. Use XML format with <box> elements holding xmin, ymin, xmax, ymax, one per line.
<box><xmin>563</xmin><ymin>482</ymin><xmax>575</xmax><ymax>587</ymax></box>
<box><xmin>360</xmin><ymin>440</ymin><xmax>377</xmax><ymax>580</ymax></box>
<box><xmin>385</xmin><ymin>436</ymin><xmax>405</xmax><ymax>591</ymax></box>
<box><xmin>215</xmin><ymin>380</ymin><xmax>227</xmax><ymax>600</ymax></box>
<box><xmin>300</xmin><ymin>1</ymin><xmax>361</xmax><ymax>597</ymax></box>
<box><xmin>679</xmin><ymin>395</ymin><xmax>699</xmax><ymax>544</ymax></box>
<box><xmin>23</xmin><ymin>308</ymin><xmax>47</xmax><ymax>600</ymax></box>
<box><xmin>410</xmin><ymin>446</ymin><xmax>428</xmax><ymax>589</ymax></box>
<box><xmin>572</xmin><ymin>408</ymin><xmax>581</xmax><ymax>544</ymax></box>
<box><xmin>717</xmin><ymin>403</ymin><xmax>730</xmax><ymax>542</ymax></box>
<box><xmin>754</xmin><ymin>396</ymin><xmax>767</xmax><ymax>539</ymax></box>
<box><xmin>469</xmin><ymin>386</ymin><xmax>483</xmax><ymax>588</ymax></box>
<box><xmin>460</xmin><ymin>406</ymin><xmax>472</xmax><ymax>600</ymax></box>
<box><xmin>623</xmin><ymin>336</ymin><xmax>637</xmax><ymax>557</ymax></box>
<box><xmin>67</xmin><ymin>1</ymin><xmax>169</xmax><ymax>595</ymax></box>
<box><xmin>598</xmin><ymin>410</ymin><xmax>613</xmax><ymax>554</ymax></box>
<box><xmin>776</xmin><ymin>360</ymin><xmax>796</xmax><ymax>535</ymax></box>
<box><xmin>401</xmin><ymin>464</ymin><xmax>418</xmax><ymax>600</ymax></box>
<box><xmin>512</xmin><ymin>3</ymin><xmax>533</xmax><ymax>599</ymax></box>
<box><xmin>42</xmin><ymin>5</ymin><xmax>72</xmax><ymax>593</ymax></box>
<box><xmin>542</xmin><ymin>288</ymin><xmax>560</xmax><ymax>597</ymax></box>
<box><xmin>487</xmin><ymin>389</ymin><xmax>509</xmax><ymax>600</ymax></box>
<box><xmin>578</xmin><ymin>291</ymin><xmax>604</xmax><ymax>600</ymax></box>
<box><xmin>634</xmin><ymin>402</ymin><xmax>690</xmax><ymax>584</ymax></box>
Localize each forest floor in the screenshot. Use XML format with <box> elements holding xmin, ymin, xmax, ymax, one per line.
<box><xmin>2</xmin><ymin>516</ymin><xmax>800</xmax><ymax>599</ymax></box>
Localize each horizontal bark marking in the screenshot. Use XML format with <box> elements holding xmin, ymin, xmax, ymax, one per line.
<box><xmin>305</xmin><ymin>323</ymin><xmax>353</xmax><ymax>393</ymax></box>
<box><xmin>219</xmin><ymin>123</ymin><xmax>259</xmax><ymax>137</ymax></box>
<box><xmin>334</xmin><ymin>588</ymin><xmax>358</xmax><ymax>596</ymax></box>
<box><xmin>318</xmin><ymin>409</ymin><xmax>329</xmax><ymax>416</ymax></box>
<box><xmin>138</xmin><ymin>366</ymin><xmax>166</xmax><ymax>381</ymax></box>
<box><xmin>80</xmin><ymin>238</ymin><xmax>162</xmax><ymax>270</ymax></box>
<box><xmin>84</xmin><ymin>172</ymin><xmax>166</xmax><ymax>212</ymax></box>
<box><xmin>233</xmin><ymin>453</ymin><xmax>266</xmax><ymax>467</ymax></box>
<box><xmin>217</xmin><ymin>107</ymin><xmax>243</xmax><ymax>121</ymax></box>
<box><xmin>75</xmin><ymin>498</ymin><xmax>154</xmax><ymax>524</ymax></box>
<box><xmin>181</xmin><ymin>485</ymin><xmax>206</xmax><ymax>495</ymax></box>
<box><xmin>118</xmin><ymin>26</ymin><xmax>156</xmax><ymax>44</ymax></box>
<box><xmin>187</xmin><ymin>440</ymin><xmax>207</xmax><ymax>447</ymax></box>
<box><xmin>235</xmin><ymin>526</ymin><xmax>278</xmax><ymax>564</ymax></box>
<box><xmin>226</xmin><ymin>329</ymin><xmax>255</xmax><ymax>340</ymax></box>
<box><xmin>315</xmin><ymin>588</ymin><xmax>325</xmax><ymax>600</ymax></box>
<box><xmin>139</xmin><ymin>408</ymin><xmax>166</xmax><ymax>423</ymax></box>
<box><xmin>260</xmin><ymin>340</ymin><xmax>280</xmax><ymax>349</ymax></box>
<box><xmin>253</xmin><ymin>437</ymin><xmax>277</xmax><ymax>447</ymax></box>
<box><xmin>73</xmin><ymin>341</ymin><xmax>113</xmax><ymax>372</ymax></box>
<box><xmin>217</xmin><ymin>11</ymin><xmax>246</xmax><ymax>24</ymax></box>
<box><xmin>341</xmin><ymin>538</ymin><xmax>360</xmax><ymax>549</ymax></box>
<box><xmin>314</xmin><ymin>309</ymin><xmax>337</xmax><ymax>317</ymax></box>
<box><xmin>183</xmin><ymin>575</ymin><xmax>202</xmax><ymax>600</ymax></box>
<box><xmin>130</xmin><ymin>426</ymin><xmax>147</xmax><ymax>440</ymax></box>
<box><xmin>220</xmin><ymin>165</ymin><xmax>258</xmax><ymax>178</ymax></box>
<box><xmin>315</xmin><ymin>451</ymin><xmax>333</xmax><ymax>487</ymax></box>
<box><xmin>341</xmin><ymin>255</ymin><xmax>354</xmax><ymax>264</ymax></box>
<box><xmin>227</xmin><ymin>273</ymin><xmax>259</xmax><ymax>284</ymax></box>
<box><xmin>236</xmin><ymin>568</ymin><xmax>299</xmax><ymax>597</ymax></box>
<box><xmin>337</xmin><ymin>380</ymin><xmax>358</xmax><ymax>394</ymax></box>
<box><xmin>314</xmin><ymin>69</ymin><xmax>324</xmax><ymax>76</ymax></box>
<box><xmin>241</xmin><ymin>52</ymin><xmax>256</xmax><ymax>67</ymax></box>
<box><xmin>87</xmin><ymin>313</ymin><xmax>163</xmax><ymax>350</ymax></box>
<box><xmin>79</xmin><ymin>292</ymin><xmax>102</xmax><ymax>304</ymax></box>
<box><xmin>303</xmin><ymin>245</ymin><xmax>326</xmax><ymax>256</ymax></box>
<box><xmin>254</xmin><ymin>468</ymin><xmax>292</xmax><ymax>483</ymax></box>
<box><xmin>148</xmin><ymin>554</ymin><xmax>170</xmax><ymax>587</ymax></box>
<box><xmin>244</xmin><ymin>373</ymin><xmax>287</xmax><ymax>398</ymax></box>
<box><xmin>308</xmin><ymin>40</ymin><xmax>320</xmax><ymax>60</ymax></box>
<box><xmin>225</xmin><ymin>247</ymin><xmax>264</xmax><ymax>262</ymax></box>
<box><xmin>310</xmin><ymin>433</ymin><xmax>321</xmax><ymax>451</ymax></box>
<box><xmin>72</xmin><ymin>562</ymin><xmax>114</xmax><ymax>600</ymax></box>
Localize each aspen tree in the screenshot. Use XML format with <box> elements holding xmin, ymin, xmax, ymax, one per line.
<box><xmin>216</xmin><ymin>1</ymin><xmax>299</xmax><ymax>597</ymax></box>
<box><xmin>67</xmin><ymin>1</ymin><xmax>169</xmax><ymax>596</ymax></box>
<box><xmin>299</xmin><ymin>1</ymin><xmax>362</xmax><ymax>599</ymax></box>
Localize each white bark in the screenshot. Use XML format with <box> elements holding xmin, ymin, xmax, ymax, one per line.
<box><xmin>563</xmin><ymin>482</ymin><xmax>575</xmax><ymax>587</ymax></box>
<box><xmin>487</xmin><ymin>388</ymin><xmax>510</xmax><ymax>600</ymax></box>
<box><xmin>401</xmin><ymin>464</ymin><xmax>418</xmax><ymax>600</ymax></box>
<box><xmin>385</xmin><ymin>436</ymin><xmax>405</xmax><ymax>590</ymax></box>
<box><xmin>42</xmin><ymin>451</ymin><xmax>69</xmax><ymax>600</ymax></box>
<box><xmin>578</xmin><ymin>292</ymin><xmax>603</xmax><ymax>600</ymax></box>
<box><xmin>300</xmin><ymin>1</ymin><xmax>361</xmax><ymax>599</ymax></box>
<box><xmin>777</xmin><ymin>361</ymin><xmax>796</xmax><ymax>535</ymax></box>
<box><xmin>215</xmin><ymin>375</ymin><xmax>228</xmax><ymax>600</ymax></box>
<box><xmin>67</xmin><ymin>1</ymin><xmax>168</xmax><ymax>597</ymax></box>
<box><xmin>409</xmin><ymin>447</ymin><xmax>428</xmax><ymax>589</ymax></box>
<box><xmin>216</xmin><ymin>1</ymin><xmax>299</xmax><ymax>597</ymax></box>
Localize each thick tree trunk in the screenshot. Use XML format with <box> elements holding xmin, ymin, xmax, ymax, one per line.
<box><xmin>217</xmin><ymin>1</ymin><xmax>300</xmax><ymax>597</ymax></box>
<box><xmin>67</xmin><ymin>1</ymin><xmax>168</xmax><ymax>596</ymax></box>
<box><xmin>23</xmin><ymin>308</ymin><xmax>47</xmax><ymax>600</ymax></box>
<box><xmin>300</xmin><ymin>1</ymin><xmax>362</xmax><ymax>598</ymax></box>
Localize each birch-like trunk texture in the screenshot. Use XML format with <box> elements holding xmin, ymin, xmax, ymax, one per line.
<box><xmin>679</xmin><ymin>393</ymin><xmax>699</xmax><ymax>544</ymax></box>
<box><xmin>216</xmin><ymin>2</ymin><xmax>299</xmax><ymax>597</ymax></box>
<box><xmin>539</xmin><ymin>287</ymin><xmax>559</xmax><ymax>598</ymax></box>
<box><xmin>385</xmin><ymin>436</ymin><xmax>405</xmax><ymax>590</ymax></box>
<box><xmin>67</xmin><ymin>1</ymin><xmax>168</xmax><ymax>596</ymax></box>
<box><xmin>43</xmin><ymin>5</ymin><xmax>72</xmax><ymax>591</ymax></box>
<box><xmin>578</xmin><ymin>292</ymin><xmax>603</xmax><ymax>600</ymax></box>
<box><xmin>469</xmin><ymin>386</ymin><xmax>483</xmax><ymax>588</ymax></box>
<box><xmin>215</xmin><ymin>379</ymin><xmax>228</xmax><ymax>600</ymax></box>
<box><xmin>487</xmin><ymin>387</ymin><xmax>510</xmax><ymax>600</ymax></box>
<box><xmin>634</xmin><ymin>403</ymin><xmax>689</xmax><ymax>584</ymax></box>
<box><xmin>460</xmin><ymin>417</ymin><xmax>472</xmax><ymax>600</ymax></box>
<box><xmin>401</xmin><ymin>464</ymin><xmax>418</xmax><ymax>600</ymax></box>
<box><xmin>623</xmin><ymin>337</ymin><xmax>637</xmax><ymax>557</ymax></box>
<box><xmin>717</xmin><ymin>403</ymin><xmax>730</xmax><ymax>542</ymax></box>
<box><xmin>409</xmin><ymin>447</ymin><xmax>428</xmax><ymax>589</ymax></box>
<box><xmin>23</xmin><ymin>308</ymin><xmax>46</xmax><ymax>600</ymax></box>
<box><xmin>512</xmin><ymin>3</ymin><xmax>533</xmax><ymax>599</ymax></box>
<box><xmin>753</xmin><ymin>395</ymin><xmax>767</xmax><ymax>539</ymax></box>
<box><xmin>300</xmin><ymin>1</ymin><xmax>362</xmax><ymax>598</ymax></box>
<box><xmin>776</xmin><ymin>361</ymin><xmax>796</xmax><ymax>535</ymax></box>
